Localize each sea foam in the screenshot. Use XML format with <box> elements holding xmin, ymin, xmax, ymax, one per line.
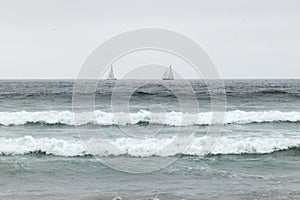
<box><xmin>0</xmin><ymin>135</ymin><xmax>299</xmax><ymax>157</ymax></box>
<box><xmin>0</xmin><ymin>110</ymin><xmax>300</xmax><ymax>126</ymax></box>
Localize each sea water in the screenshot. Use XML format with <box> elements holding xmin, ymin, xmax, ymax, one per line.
<box><xmin>0</xmin><ymin>80</ymin><xmax>299</xmax><ymax>199</ymax></box>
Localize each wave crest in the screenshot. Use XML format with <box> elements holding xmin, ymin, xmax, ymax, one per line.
<box><xmin>1</xmin><ymin>110</ymin><xmax>300</xmax><ymax>126</ymax></box>
<box><xmin>0</xmin><ymin>135</ymin><xmax>299</xmax><ymax>157</ymax></box>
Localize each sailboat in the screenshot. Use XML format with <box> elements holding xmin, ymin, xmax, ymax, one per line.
<box><xmin>107</xmin><ymin>65</ymin><xmax>117</xmax><ymax>80</ymax></box>
<box><xmin>162</xmin><ymin>65</ymin><xmax>174</xmax><ymax>80</ymax></box>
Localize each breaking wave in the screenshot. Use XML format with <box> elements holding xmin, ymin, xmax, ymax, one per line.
<box><xmin>1</xmin><ymin>110</ymin><xmax>300</xmax><ymax>126</ymax></box>
<box><xmin>0</xmin><ymin>135</ymin><xmax>299</xmax><ymax>157</ymax></box>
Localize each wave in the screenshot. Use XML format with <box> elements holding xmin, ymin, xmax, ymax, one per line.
<box><xmin>0</xmin><ymin>135</ymin><xmax>299</xmax><ymax>157</ymax></box>
<box><xmin>256</xmin><ymin>89</ymin><xmax>288</xmax><ymax>94</ymax></box>
<box><xmin>133</xmin><ymin>90</ymin><xmax>176</xmax><ymax>97</ymax></box>
<box><xmin>1</xmin><ymin>110</ymin><xmax>300</xmax><ymax>126</ymax></box>
<box><xmin>226</xmin><ymin>90</ymin><xmax>289</xmax><ymax>95</ymax></box>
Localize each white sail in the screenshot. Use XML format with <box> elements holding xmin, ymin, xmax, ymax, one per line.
<box><xmin>107</xmin><ymin>65</ymin><xmax>116</xmax><ymax>80</ymax></box>
<box><xmin>162</xmin><ymin>65</ymin><xmax>174</xmax><ymax>80</ymax></box>
<box><xmin>163</xmin><ymin>69</ymin><xmax>168</xmax><ymax>79</ymax></box>
<box><xmin>168</xmin><ymin>65</ymin><xmax>174</xmax><ymax>80</ymax></box>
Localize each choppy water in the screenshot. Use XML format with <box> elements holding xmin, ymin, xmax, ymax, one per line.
<box><xmin>0</xmin><ymin>79</ymin><xmax>300</xmax><ymax>200</ymax></box>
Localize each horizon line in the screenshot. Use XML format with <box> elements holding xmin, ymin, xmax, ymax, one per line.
<box><xmin>0</xmin><ymin>78</ymin><xmax>299</xmax><ymax>80</ymax></box>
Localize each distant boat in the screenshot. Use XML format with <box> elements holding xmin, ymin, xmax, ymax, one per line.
<box><xmin>107</xmin><ymin>65</ymin><xmax>117</xmax><ymax>80</ymax></box>
<box><xmin>162</xmin><ymin>65</ymin><xmax>174</xmax><ymax>80</ymax></box>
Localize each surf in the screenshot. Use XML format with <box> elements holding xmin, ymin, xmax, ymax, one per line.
<box><xmin>1</xmin><ymin>110</ymin><xmax>300</xmax><ymax>126</ymax></box>
<box><xmin>0</xmin><ymin>135</ymin><xmax>299</xmax><ymax>157</ymax></box>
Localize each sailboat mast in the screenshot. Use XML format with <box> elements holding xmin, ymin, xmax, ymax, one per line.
<box><xmin>110</xmin><ymin>65</ymin><xmax>114</xmax><ymax>79</ymax></box>
<box><xmin>162</xmin><ymin>65</ymin><xmax>174</xmax><ymax>80</ymax></box>
<box><xmin>107</xmin><ymin>65</ymin><xmax>116</xmax><ymax>80</ymax></box>
<box><xmin>168</xmin><ymin>65</ymin><xmax>174</xmax><ymax>80</ymax></box>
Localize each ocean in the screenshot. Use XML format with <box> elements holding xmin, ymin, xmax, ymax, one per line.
<box><xmin>0</xmin><ymin>79</ymin><xmax>299</xmax><ymax>200</ymax></box>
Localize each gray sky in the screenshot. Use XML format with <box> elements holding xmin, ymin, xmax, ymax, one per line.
<box><xmin>0</xmin><ymin>0</ymin><xmax>299</xmax><ymax>79</ymax></box>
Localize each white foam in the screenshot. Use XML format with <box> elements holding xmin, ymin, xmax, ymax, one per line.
<box><xmin>0</xmin><ymin>110</ymin><xmax>300</xmax><ymax>126</ymax></box>
<box><xmin>0</xmin><ymin>135</ymin><xmax>299</xmax><ymax>157</ymax></box>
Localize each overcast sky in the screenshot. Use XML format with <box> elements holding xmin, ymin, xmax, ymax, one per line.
<box><xmin>0</xmin><ymin>0</ymin><xmax>299</xmax><ymax>79</ymax></box>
